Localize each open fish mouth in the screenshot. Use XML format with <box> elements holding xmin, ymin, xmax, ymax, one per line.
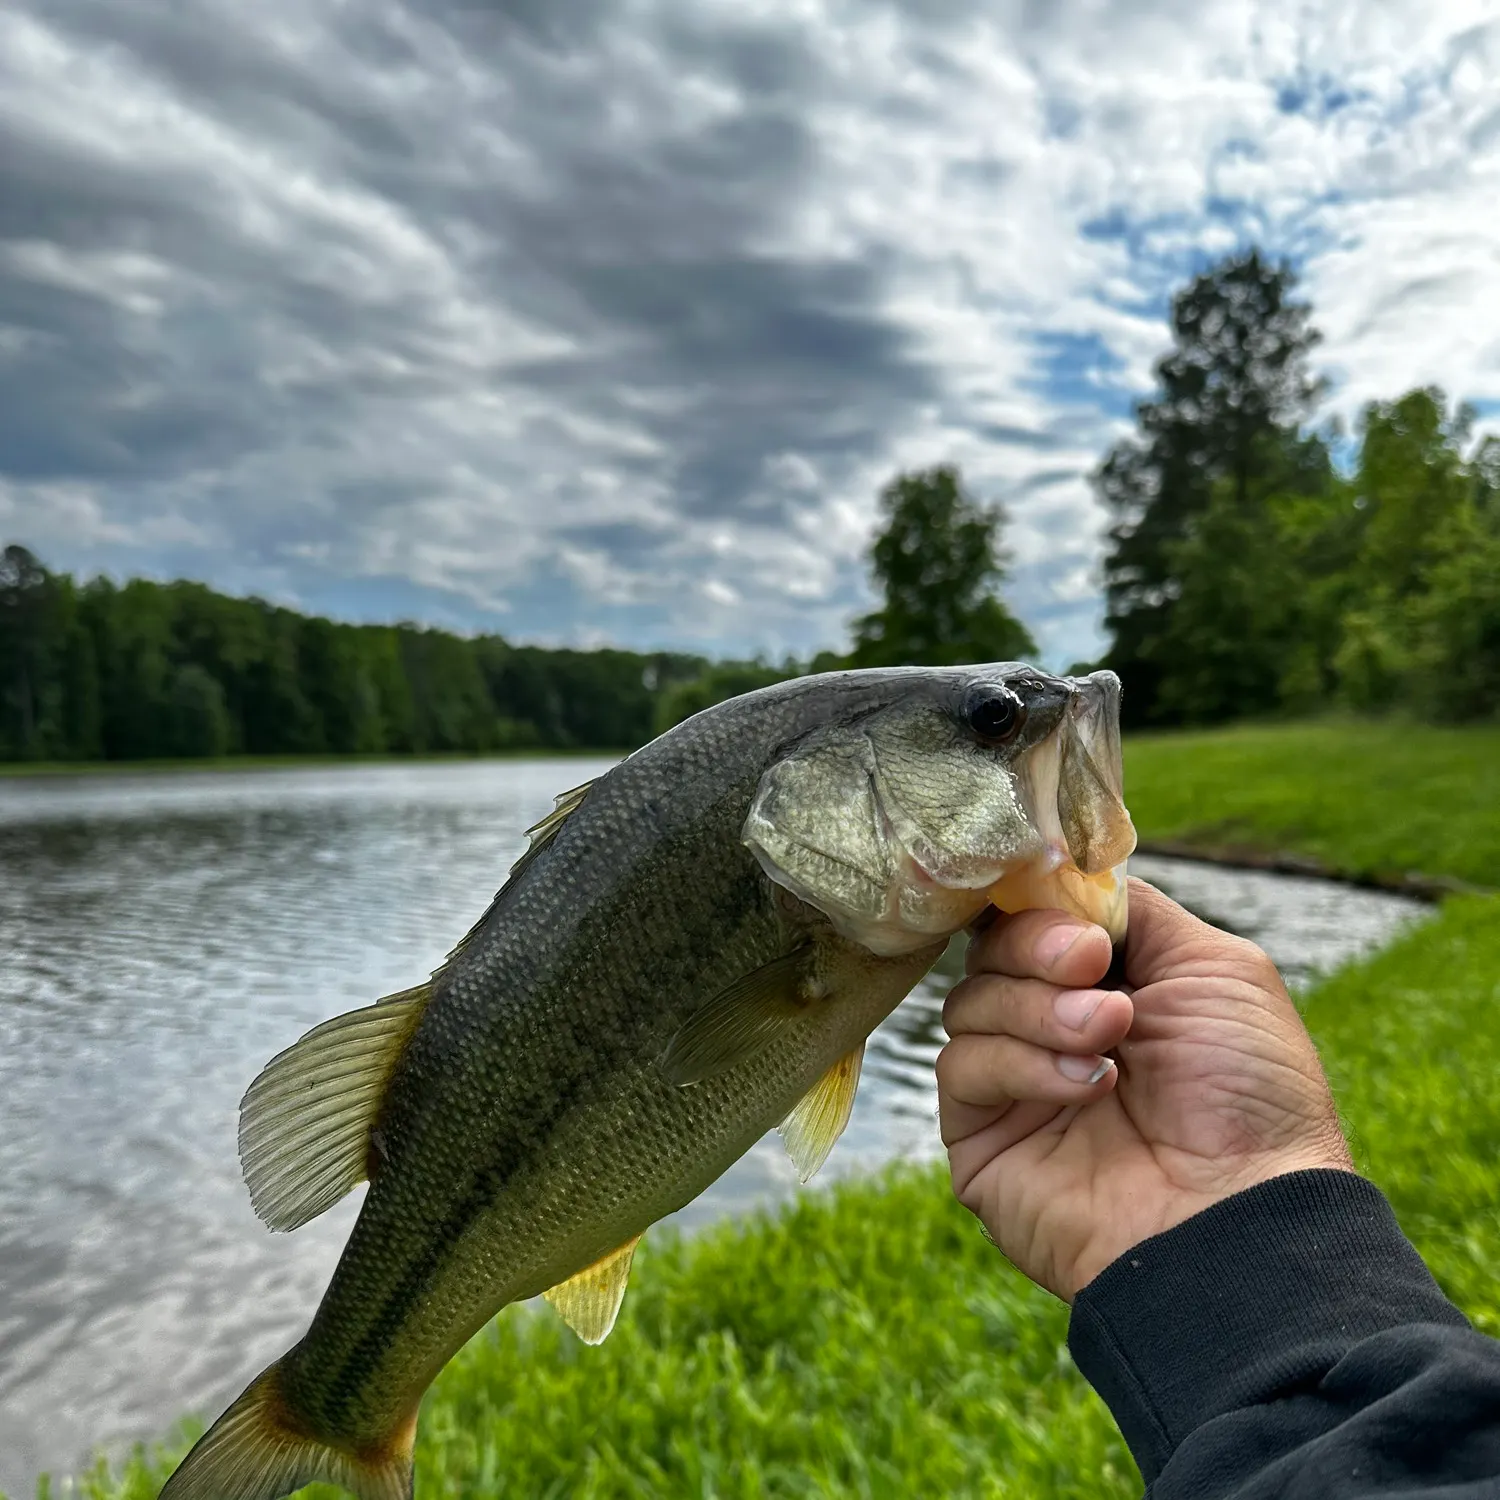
<box><xmin>983</xmin><ymin>670</ymin><xmax>1135</xmax><ymax>942</ymax></box>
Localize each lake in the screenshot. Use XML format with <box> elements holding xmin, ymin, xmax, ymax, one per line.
<box><xmin>0</xmin><ymin>760</ymin><xmax>1425</xmax><ymax>1490</ymax></box>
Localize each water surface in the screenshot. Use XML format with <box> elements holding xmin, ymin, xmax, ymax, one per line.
<box><xmin>0</xmin><ymin>762</ymin><xmax>1424</xmax><ymax>1488</ymax></box>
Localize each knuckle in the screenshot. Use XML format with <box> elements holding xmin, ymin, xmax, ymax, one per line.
<box><xmin>933</xmin><ymin>1041</ymin><xmax>964</xmax><ymax>1094</ymax></box>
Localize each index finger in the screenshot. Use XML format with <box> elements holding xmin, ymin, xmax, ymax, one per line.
<box><xmin>965</xmin><ymin>907</ymin><xmax>1113</xmax><ymax>988</ymax></box>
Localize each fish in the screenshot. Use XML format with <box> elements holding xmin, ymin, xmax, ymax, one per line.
<box><xmin>159</xmin><ymin>664</ymin><xmax>1135</xmax><ymax>1500</ymax></box>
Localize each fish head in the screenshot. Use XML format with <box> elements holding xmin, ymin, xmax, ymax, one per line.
<box><xmin>743</xmin><ymin>665</ymin><xmax>1135</xmax><ymax>957</ymax></box>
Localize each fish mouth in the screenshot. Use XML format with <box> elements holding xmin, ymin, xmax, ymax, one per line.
<box><xmin>983</xmin><ymin>671</ymin><xmax>1135</xmax><ymax>941</ymax></box>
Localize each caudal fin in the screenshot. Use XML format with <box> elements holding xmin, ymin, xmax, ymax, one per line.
<box><xmin>158</xmin><ymin>1362</ymin><xmax>414</xmax><ymax>1500</ymax></box>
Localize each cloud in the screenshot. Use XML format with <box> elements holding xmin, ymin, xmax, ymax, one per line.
<box><xmin>0</xmin><ymin>0</ymin><xmax>1497</xmax><ymax>669</ymax></box>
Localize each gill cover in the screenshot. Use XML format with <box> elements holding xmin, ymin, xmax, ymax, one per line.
<box><xmin>742</xmin><ymin>669</ymin><xmax>1136</xmax><ymax>953</ymax></box>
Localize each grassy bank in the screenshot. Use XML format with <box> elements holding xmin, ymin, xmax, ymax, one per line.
<box><xmin>1124</xmin><ymin>720</ymin><xmax>1500</xmax><ymax>889</ymax></box>
<box><xmin>47</xmin><ymin>894</ymin><xmax>1500</xmax><ymax>1500</ymax></box>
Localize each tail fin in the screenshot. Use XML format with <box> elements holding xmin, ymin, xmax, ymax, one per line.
<box><xmin>158</xmin><ymin>1362</ymin><xmax>415</xmax><ymax>1500</ymax></box>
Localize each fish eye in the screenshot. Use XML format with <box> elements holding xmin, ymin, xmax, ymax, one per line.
<box><xmin>963</xmin><ymin>685</ymin><xmax>1027</xmax><ymax>745</ymax></box>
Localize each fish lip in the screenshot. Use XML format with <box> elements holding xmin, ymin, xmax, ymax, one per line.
<box><xmin>978</xmin><ymin>671</ymin><xmax>1133</xmax><ymax>940</ymax></box>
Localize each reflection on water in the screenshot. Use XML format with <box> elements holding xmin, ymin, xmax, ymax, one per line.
<box><xmin>0</xmin><ymin>764</ymin><xmax>1425</xmax><ymax>1489</ymax></box>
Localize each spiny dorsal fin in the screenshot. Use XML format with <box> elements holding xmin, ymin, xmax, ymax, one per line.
<box><xmin>660</xmin><ymin>948</ymin><xmax>813</xmax><ymax>1087</ymax></box>
<box><xmin>239</xmin><ymin>984</ymin><xmax>430</xmax><ymax>1232</ymax></box>
<box><xmin>513</xmin><ymin>779</ymin><xmax>595</xmax><ymax>880</ymax></box>
<box><xmin>779</xmin><ymin>1042</ymin><xmax>865</xmax><ymax>1183</ymax></box>
<box><xmin>543</xmin><ymin>1235</ymin><xmax>642</xmax><ymax>1344</ymax></box>
<box><xmin>443</xmin><ymin>779</ymin><xmax>597</xmax><ymax>966</ymax></box>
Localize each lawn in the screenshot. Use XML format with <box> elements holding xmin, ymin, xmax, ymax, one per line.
<box><xmin>29</xmin><ymin>721</ymin><xmax>1500</xmax><ymax>1498</ymax></box>
<box><xmin>1124</xmin><ymin>720</ymin><xmax>1500</xmax><ymax>889</ymax></box>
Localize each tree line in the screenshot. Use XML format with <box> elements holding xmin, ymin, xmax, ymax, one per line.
<box><xmin>0</xmin><ymin>465</ymin><xmax>1036</xmax><ymax>763</ymax></box>
<box><xmin>2</xmin><ymin>247</ymin><xmax>1496</xmax><ymax>764</ymax></box>
<box><xmin>0</xmin><ymin>551</ymin><xmax>723</xmax><ymax>761</ymax></box>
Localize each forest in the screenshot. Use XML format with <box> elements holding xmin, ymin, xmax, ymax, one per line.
<box><xmin>1</xmin><ymin>250</ymin><xmax>1497</xmax><ymax>764</ymax></box>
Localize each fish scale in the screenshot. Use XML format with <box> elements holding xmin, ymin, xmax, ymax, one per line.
<box><xmin>160</xmin><ymin>664</ymin><xmax>1134</xmax><ymax>1500</ymax></box>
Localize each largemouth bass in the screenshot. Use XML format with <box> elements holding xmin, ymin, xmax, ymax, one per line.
<box><xmin>161</xmin><ymin>665</ymin><xmax>1134</xmax><ymax>1500</ymax></box>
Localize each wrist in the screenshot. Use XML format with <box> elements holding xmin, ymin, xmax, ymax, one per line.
<box><xmin>1068</xmin><ymin>1148</ymin><xmax>1358</xmax><ymax>1299</ymax></box>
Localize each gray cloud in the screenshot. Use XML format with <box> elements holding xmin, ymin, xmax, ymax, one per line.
<box><xmin>0</xmin><ymin>0</ymin><xmax>1497</xmax><ymax>669</ymax></box>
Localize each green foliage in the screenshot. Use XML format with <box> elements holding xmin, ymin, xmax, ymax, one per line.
<box><xmin>1123</xmin><ymin>721</ymin><xmax>1500</xmax><ymax>888</ymax></box>
<box><xmin>653</xmin><ymin>663</ymin><xmax>791</xmax><ymax>735</ymax></box>
<box><xmin>164</xmin><ymin>665</ymin><xmax>232</xmax><ymax>758</ymax></box>
<box><xmin>1331</xmin><ymin>390</ymin><xmax>1500</xmax><ymax>721</ymax></box>
<box><xmin>1099</xmin><ymin>250</ymin><xmax>1328</xmax><ymax>723</ymax></box>
<box><xmin>1100</xmin><ymin>248</ymin><xmax>1500</xmax><ymax>727</ymax></box>
<box><xmin>849</xmin><ymin>466</ymin><xmax>1036</xmax><ymax>669</ymax></box>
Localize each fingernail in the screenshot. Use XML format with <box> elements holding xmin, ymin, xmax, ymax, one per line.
<box><xmin>1037</xmin><ymin>923</ymin><xmax>1087</xmax><ymax>969</ymax></box>
<box><xmin>1054</xmin><ymin>989</ymin><xmax>1102</xmax><ymax>1031</ymax></box>
<box><xmin>1057</xmin><ymin>1053</ymin><xmax>1114</xmax><ymax>1085</ymax></box>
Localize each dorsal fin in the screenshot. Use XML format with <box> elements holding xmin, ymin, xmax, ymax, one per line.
<box><xmin>543</xmin><ymin>1236</ymin><xmax>642</xmax><ymax>1344</ymax></box>
<box><xmin>443</xmin><ymin>779</ymin><xmax>597</xmax><ymax>965</ymax></box>
<box><xmin>779</xmin><ymin>1042</ymin><xmax>865</xmax><ymax>1183</ymax></box>
<box><xmin>239</xmin><ymin>984</ymin><xmax>431</xmax><ymax>1232</ymax></box>
<box><xmin>511</xmin><ymin>779</ymin><xmax>595</xmax><ymax>881</ymax></box>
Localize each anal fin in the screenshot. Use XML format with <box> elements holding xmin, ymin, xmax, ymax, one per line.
<box><xmin>543</xmin><ymin>1236</ymin><xmax>642</xmax><ymax>1345</ymax></box>
<box><xmin>779</xmin><ymin>1042</ymin><xmax>865</xmax><ymax>1183</ymax></box>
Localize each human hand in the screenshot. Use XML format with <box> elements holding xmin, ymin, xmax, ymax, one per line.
<box><xmin>937</xmin><ymin>878</ymin><xmax>1354</xmax><ymax>1303</ymax></box>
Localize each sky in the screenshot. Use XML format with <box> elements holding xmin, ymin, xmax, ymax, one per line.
<box><xmin>1</xmin><ymin>0</ymin><xmax>1497</xmax><ymax>670</ymax></box>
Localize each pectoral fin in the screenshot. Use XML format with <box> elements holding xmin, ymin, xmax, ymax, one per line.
<box><xmin>779</xmin><ymin>1042</ymin><xmax>865</xmax><ymax>1183</ymax></box>
<box><xmin>660</xmin><ymin>948</ymin><xmax>812</xmax><ymax>1086</ymax></box>
<box><xmin>544</xmin><ymin>1236</ymin><xmax>642</xmax><ymax>1344</ymax></box>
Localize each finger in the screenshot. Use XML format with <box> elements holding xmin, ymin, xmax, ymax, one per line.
<box><xmin>944</xmin><ymin>974</ymin><xmax>1134</xmax><ymax>1055</ymax></box>
<box><xmin>965</xmin><ymin>907</ymin><xmax>1113</xmax><ymax>988</ymax></box>
<box><xmin>936</xmin><ymin>1032</ymin><xmax>1116</xmax><ymax>1133</ymax></box>
<box><xmin>1123</xmin><ymin>878</ymin><xmax>1283</xmax><ymax>992</ymax></box>
<box><xmin>944</xmin><ymin>1098</ymin><xmax>1061</xmax><ymax>1196</ymax></box>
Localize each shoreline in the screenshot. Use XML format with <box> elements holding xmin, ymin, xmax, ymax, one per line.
<box><xmin>1132</xmin><ymin>838</ymin><xmax>1489</xmax><ymax>903</ymax></box>
<box><xmin>0</xmin><ymin>749</ymin><xmax>629</xmax><ymax>780</ymax></box>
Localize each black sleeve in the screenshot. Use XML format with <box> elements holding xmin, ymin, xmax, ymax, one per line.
<box><xmin>1067</xmin><ymin>1170</ymin><xmax>1500</xmax><ymax>1496</ymax></box>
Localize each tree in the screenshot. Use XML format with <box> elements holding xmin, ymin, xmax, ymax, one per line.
<box><xmin>1334</xmin><ymin>388</ymin><xmax>1500</xmax><ymax>719</ymax></box>
<box><xmin>0</xmin><ymin>544</ymin><xmax>55</xmax><ymax>756</ymax></box>
<box><xmin>1098</xmin><ymin>249</ymin><xmax>1327</xmax><ymax>722</ymax></box>
<box><xmin>848</xmin><ymin>466</ymin><xmax>1037</xmax><ymax>668</ymax></box>
<box><xmin>165</xmin><ymin>664</ymin><xmax>232</xmax><ymax>757</ymax></box>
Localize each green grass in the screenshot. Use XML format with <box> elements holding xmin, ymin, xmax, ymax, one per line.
<box><xmin>47</xmin><ymin>896</ymin><xmax>1500</xmax><ymax>1499</ymax></box>
<box><xmin>49</xmin><ymin>1169</ymin><xmax>1137</xmax><ymax>1500</ymax></box>
<box><xmin>1123</xmin><ymin>720</ymin><xmax>1500</xmax><ymax>889</ymax></box>
<box><xmin>1308</xmin><ymin>895</ymin><xmax>1500</xmax><ymax>1333</ymax></box>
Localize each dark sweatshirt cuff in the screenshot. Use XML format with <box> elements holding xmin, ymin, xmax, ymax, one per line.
<box><xmin>1066</xmin><ymin>1169</ymin><xmax>1469</xmax><ymax>1483</ymax></box>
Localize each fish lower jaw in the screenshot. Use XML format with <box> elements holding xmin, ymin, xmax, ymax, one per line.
<box><xmin>985</xmin><ymin>857</ymin><xmax>1129</xmax><ymax>943</ymax></box>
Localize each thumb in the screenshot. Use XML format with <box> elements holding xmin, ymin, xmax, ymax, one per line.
<box><xmin>1120</xmin><ymin>877</ymin><xmax>1269</xmax><ymax>990</ymax></box>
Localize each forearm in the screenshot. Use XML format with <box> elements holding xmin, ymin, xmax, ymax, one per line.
<box><xmin>1068</xmin><ymin>1171</ymin><xmax>1500</xmax><ymax>1496</ymax></box>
